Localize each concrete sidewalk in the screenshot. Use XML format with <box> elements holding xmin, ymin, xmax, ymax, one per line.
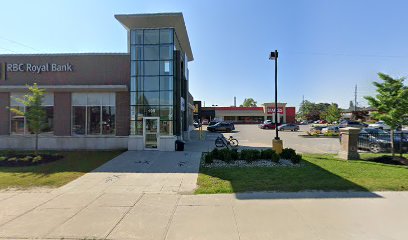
<box><xmin>0</xmin><ymin>191</ymin><xmax>408</xmax><ymax>239</ymax></box>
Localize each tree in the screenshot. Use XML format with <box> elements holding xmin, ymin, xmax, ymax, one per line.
<box><xmin>322</xmin><ymin>103</ymin><xmax>341</xmax><ymax>123</ymax></box>
<box><xmin>364</xmin><ymin>73</ymin><xmax>408</xmax><ymax>157</ymax></box>
<box><xmin>298</xmin><ymin>100</ymin><xmax>331</xmax><ymax>121</ymax></box>
<box><xmin>10</xmin><ymin>84</ymin><xmax>46</xmax><ymax>155</ymax></box>
<box><xmin>240</xmin><ymin>98</ymin><xmax>257</xmax><ymax>107</ymax></box>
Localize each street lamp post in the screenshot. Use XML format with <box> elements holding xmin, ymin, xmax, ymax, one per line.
<box><xmin>269</xmin><ymin>50</ymin><xmax>283</xmax><ymax>153</ymax></box>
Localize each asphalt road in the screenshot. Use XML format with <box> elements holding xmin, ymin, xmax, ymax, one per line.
<box><xmin>220</xmin><ymin>124</ymin><xmax>340</xmax><ymax>154</ymax></box>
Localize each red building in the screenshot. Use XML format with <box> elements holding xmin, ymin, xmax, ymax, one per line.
<box><xmin>201</xmin><ymin>103</ymin><xmax>296</xmax><ymax>124</ymax></box>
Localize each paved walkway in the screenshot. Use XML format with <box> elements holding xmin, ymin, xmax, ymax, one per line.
<box><xmin>0</xmin><ymin>190</ymin><xmax>408</xmax><ymax>239</ymax></box>
<box><xmin>1</xmin><ymin>144</ymin><xmax>407</xmax><ymax>239</ymax></box>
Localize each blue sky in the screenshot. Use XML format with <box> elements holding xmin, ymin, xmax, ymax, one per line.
<box><xmin>1</xmin><ymin>0</ymin><xmax>407</xmax><ymax>109</ymax></box>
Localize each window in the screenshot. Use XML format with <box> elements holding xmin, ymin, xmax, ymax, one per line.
<box><xmin>72</xmin><ymin>93</ymin><xmax>116</xmax><ymax>135</ymax></box>
<box><xmin>130</xmin><ymin>28</ymin><xmax>175</xmax><ymax>135</ymax></box>
<box><xmin>10</xmin><ymin>93</ymin><xmax>54</xmax><ymax>135</ymax></box>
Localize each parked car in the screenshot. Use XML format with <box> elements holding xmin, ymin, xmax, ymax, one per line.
<box><xmin>369</xmin><ymin>121</ymin><xmax>391</xmax><ymax>130</ymax></box>
<box><xmin>322</xmin><ymin>126</ymin><xmax>340</xmax><ymax>134</ymax></box>
<box><xmin>207</xmin><ymin>122</ymin><xmax>235</xmax><ymax>132</ymax></box>
<box><xmin>358</xmin><ymin>128</ymin><xmax>408</xmax><ymax>153</ymax></box>
<box><xmin>202</xmin><ymin>119</ymin><xmax>209</xmax><ymax>125</ymax></box>
<box><xmin>339</xmin><ymin>120</ymin><xmax>368</xmax><ymax>129</ymax></box>
<box><xmin>278</xmin><ymin>123</ymin><xmax>299</xmax><ymax>131</ymax></box>
<box><xmin>258</xmin><ymin>121</ymin><xmax>280</xmax><ymax>129</ymax></box>
<box><xmin>208</xmin><ymin>120</ymin><xmax>219</xmax><ymax>126</ymax></box>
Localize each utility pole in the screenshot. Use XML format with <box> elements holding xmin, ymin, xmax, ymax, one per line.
<box><xmin>234</xmin><ymin>96</ymin><xmax>236</xmax><ymax>107</ymax></box>
<box><xmin>354</xmin><ymin>85</ymin><xmax>357</xmax><ymax>111</ymax></box>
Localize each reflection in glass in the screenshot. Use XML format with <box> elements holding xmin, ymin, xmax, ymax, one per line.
<box><xmin>144</xmin><ymin>29</ymin><xmax>159</xmax><ymax>44</ymax></box>
<box><xmin>73</xmin><ymin>107</ymin><xmax>86</xmax><ymax>135</ymax></box>
<box><xmin>10</xmin><ymin>106</ymin><xmax>25</xmax><ymax>134</ymax></box>
<box><xmin>143</xmin><ymin>92</ymin><xmax>159</xmax><ymax>106</ymax></box>
<box><xmin>160</xmin><ymin>121</ymin><xmax>173</xmax><ymax>135</ymax></box>
<box><xmin>144</xmin><ymin>76</ymin><xmax>160</xmax><ymax>91</ymax></box>
<box><xmin>160</xmin><ymin>76</ymin><xmax>173</xmax><ymax>91</ymax></box>
<box><xmin>160</xmin><ymin>106</ymin><xmax>173</xmax><ymax>120</ymax></box>
<box><xmin>87</xmin><ymin>106</ymin><xmax>101</xmax><ymax>135</ymax></box>
<box><xmin>160</xmin><ymin>29</ymin><xmax>173</xmax><ymax>44</ymax></box>
<box><xmin>131</xmin><ymin>46</ymin><xmax>143</xmax><ymax>61</ymax></box>
<box><xmin>102</xmin><ymin>107</ymin><xmax>115</xmax><ymax>135</ymax></box>
<box><xmin>144</xmin><ymin>45</ymin><xmax>159</xmax><ymax>60</ymax></box>
<box><xmin>160</xmin><ymin>91</ymin><xmax>173</xmax><ymax>105</ymax></box>
<box><xmin>131</xmin><ymin>30</ymin><xmax>143</xmax><ymax>45</ymax></box>
<box><xmin>160</xmin><ymin>45</ymin><xmax>173</xmax><ymax>60</ymax></box>
<box><xmin>144</xmin><ymin>61</ymin><xmax>159</xmax><ymax>75</ymax></box>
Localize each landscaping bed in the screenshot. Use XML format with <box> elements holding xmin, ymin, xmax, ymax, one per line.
<box><xmin>203</xmin><ymin>148</ymin><xmax>302</xmax><ymax>168</ymax></box>
<box><xmin>0</xmin><ymin>152</ymin><xmax>63</xmax><ymax>167</ymax></box>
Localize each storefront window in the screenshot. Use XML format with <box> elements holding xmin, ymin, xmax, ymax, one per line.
<box><xmin>10</xmin><ymin>93</ymin><xmax>54</xmax><ymax>135</ymax></box>
<box><xmin>72</xmin><ymin>93</ymin><xmax>115</xmax><ymax>135</ymax></box>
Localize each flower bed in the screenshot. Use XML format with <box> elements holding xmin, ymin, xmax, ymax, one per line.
<box><xmin>0</xmin><ymin>152</ymin><xmax>63</xmax><ymax>167</ymax></box>
<box><xmin>203</xmin><ymin>148</ymin><xmax>302</xmax><ymax>168</ymax></box>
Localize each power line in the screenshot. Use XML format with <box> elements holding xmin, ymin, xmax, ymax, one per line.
<box><xmin>0</xmin><ymin>46</ymin><xmax>17</xmax><ymax>53</ymax></box>
<box><xmin>0</xmin><ymin>36</ymin><xmax>38</xmax><ymax>52</ymax></box>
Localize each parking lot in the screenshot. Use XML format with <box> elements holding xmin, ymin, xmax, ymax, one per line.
<box><xmin>217</xmin><ymin>124</ymin><xmax>340</xmax><ymax>154</ymax></box>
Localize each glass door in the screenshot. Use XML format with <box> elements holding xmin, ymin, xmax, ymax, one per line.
<box><xmin>143</xmin><ymin>117</ymin><xmax>159</xmax><ymax>150</ymax></box>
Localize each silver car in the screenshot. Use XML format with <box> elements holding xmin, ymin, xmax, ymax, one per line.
<box><xmin>278</xmin><ymin>123</ymin><xmax>299</xmax><ymax>131</ymax></box>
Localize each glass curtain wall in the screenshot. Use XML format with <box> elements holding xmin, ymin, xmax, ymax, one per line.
<box><xmin>130</xmin><ymin>28</ymin><xmax>174</xmax><ymax>136</ymax></box>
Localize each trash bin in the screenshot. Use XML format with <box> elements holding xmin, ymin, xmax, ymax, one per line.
<box><xmin>175</xmin><ymin>140</ymin><xmax>185</xmax><ymax>151</ymax></box>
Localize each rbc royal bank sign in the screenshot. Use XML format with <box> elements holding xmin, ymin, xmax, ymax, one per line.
<box><xmin>0</xmin><ymin>62</ymin><xmax>73</xmax><ymax>80</ymax></box>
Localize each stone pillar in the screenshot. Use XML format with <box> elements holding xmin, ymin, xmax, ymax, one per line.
<box><xmin>54</xmin><ymin>92</ymin><xmax>72</xmax><ymax>136</ymax></box>
<box><xmin>338</xmin><ymin>127</ymin><xmax>361</xmax><ymax>160</ymax></box>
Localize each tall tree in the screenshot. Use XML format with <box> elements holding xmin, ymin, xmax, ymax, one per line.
<box><xmin>364</xmin><ymin>73</ymin><xmax>408</xmax><ymax>157</ymax></box>
<box><xmin>322</xmin><ymin>103</ymin><xmax>341</xmax><ymax>123</ymax></box>
<box><xmin>10</xmin><ymin>84</ymin><xmax>46</xmax><ymax>155</ymax></box>
<box><xmin>240</xmin><ymin>98</ymin><xmax>257</xmax><ymax>107</ymax></box>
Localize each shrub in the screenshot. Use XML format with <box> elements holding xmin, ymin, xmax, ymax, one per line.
<box><xmin>280</xmin><ymin>148</ymin><xmax>297</xmax><ymax>160</ymax></box>
<box><xmin>231</xmin><ymin>149</ymin><xmax>239</xmax><ymax>160</ymax></box>
<box><xmin>8</xmin><ymin>157</ymin><xmax>17</xmax><ymax>161</ymax></box>
<box><xmin>240</xmin><ymin>149</ymin><xmax>261</xmax><ymax>162</ymax></box>
<box><xmin>20</xmin><ymin>156</ymin><xmax>33</xmax><ymax>162</ymax></box>
<box><xmin>261</xmin><ymin>149</ymin><xmax>280</xmax><ymax>162</ymax></box>
<box><xmin>204</xmin><ymin>152</ymin><xmax>214</xmax><ymax>164</ymax></box>
<box><xmin>32</xmin><ymin>155</ymin><xmax>42</xmax><ymax>163</ymax></box>
<box><xmin>290</xmin><ymin>154</ymin><xmax>302</xmax><ymax>164</ymax></box>
<box><xmin>324</xmin><ymin>132</ymin><xmax>339</xmax><ymax>136</ymax></box>
<box><xmin>0</xmin><ymin>156</ymin><xmax>6</xmax><ymax>161</ymax></box>
<box><xmin>218</xmin><ymin>148</ymin><xmax>233</xmax><ymax>162</ymax></box>
<box><xmin>212</xmin><ymin>148</ymin><xmax>220</xmax><ymax>159</ymax></box>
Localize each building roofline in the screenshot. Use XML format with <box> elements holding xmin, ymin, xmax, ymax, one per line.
<box><xmin>115</xmin><ymin>12</ymin><xmax>194</xmax><ymax>61</ymax></box>
<box><xmin>0</xmin><ymin>53</ymin><xmax>129</xmax><ymax>57</ymax></box>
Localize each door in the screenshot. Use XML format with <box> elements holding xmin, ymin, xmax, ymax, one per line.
<box><xmin>143</xmin><ymin>117</ymin><xmax>159</xmax><ymax>150</ymax></box>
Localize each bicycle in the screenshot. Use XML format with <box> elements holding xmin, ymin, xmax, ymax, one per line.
<box><xmin>215</xmin><ymin>134</ymin><xmax>239</xmax><ymax>148</ymax></box>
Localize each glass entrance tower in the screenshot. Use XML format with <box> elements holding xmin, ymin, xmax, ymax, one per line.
<box><xmin>116</xmin><ymin>13</ymin><xmax>194</xmax><ymax>151</ymax></box>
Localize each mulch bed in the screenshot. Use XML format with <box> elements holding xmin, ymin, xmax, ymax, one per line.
<box><xmin>0</xmin><ymin>153</ymin><xmax>63</xmax><ymax>167</ymax></box>
<box><xmin>365</xmin><ymin>156</ymin><xmax>408</xmax><ymax>166</ymax></box>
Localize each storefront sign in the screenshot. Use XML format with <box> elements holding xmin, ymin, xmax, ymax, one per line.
<box><xmin>6</xmin><ymin>63</ymin><xmax>73</xmax><ymax>73</ymax></box>
<box><xmin>266</xmin><ymin>107</ymin><xmax>284</xmax><ymax>114</ymax></box>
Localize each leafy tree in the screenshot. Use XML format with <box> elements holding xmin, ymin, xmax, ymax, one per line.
<box><xmin>364</xmin><ymin>73</ymin><xmax>408</xmax><ymax>156</ymax></box>
<box><xmin>322</xmin><ymin>103</ymin><xmax>341</xmax><ymax>123</ymax></box>
<box><xmin>9</xmin><ymin>83</ymin><xmax>46</xmax><ymax>155</ymax></box>
<box><xmin>240</xmin><ymin>98</ymin><xmax>257</xmax><ymax>107</ymax></box>
<box><xmin>298</xmin><ymin>100</ymin><xmax>331</xmax><ymax>121</ymax></box>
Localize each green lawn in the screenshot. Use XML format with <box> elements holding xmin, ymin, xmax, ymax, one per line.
<box><xmin>0</xmin><ymin>151</ymin><xmax>123</xmax><ymax>190</ymax></box>
<box><xmin>196</xmin><ymin>154</ymin><xmax>408</xmax><ymax>194</ymax></box>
